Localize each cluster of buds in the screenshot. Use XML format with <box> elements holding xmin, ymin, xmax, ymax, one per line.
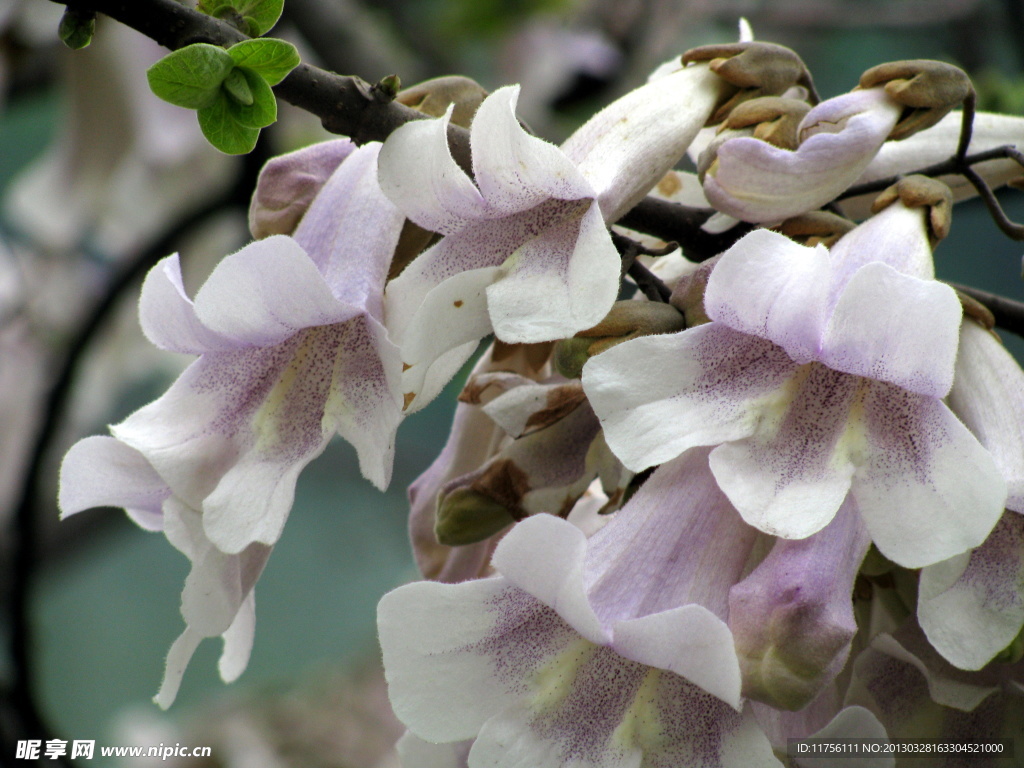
<box><xmin>59</xmin><ymin>22</ymin><xmax>1024</xmax><ymax>767</ymax></box>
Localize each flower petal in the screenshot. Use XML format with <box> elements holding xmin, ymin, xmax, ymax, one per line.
<box><xmin>292</xmin><ymin>142</ymin><xmax>404</xmax><ymax>316</ymax></box>
<box><xmin>708</xmin><ymin>364</ymin><xmax>860</xmax><ymax>540</ymax></box>
<box><xmin>192</xmin><ymin>235</ymin><xmax>353</xmax><ymax>347</ymax></box>
<box><xmin>919</xmin><ymin>511</ymin><xmax>1024</xmax><ymax>670</ymax></box>
<box><xmin>377</xmin><ymin>577</ymin><xmax>553</xmax><ymax>742</ymax></box>
<box><xmin>491</xmin><ymin>514</ymin><xmax>606</xmax><ymax>644</ymax></box>
<box><xmin>853</xmin><ymin>383</ymin><xmax>1006</xmax><ymax>568</ymax></box>
<box><xmin>58</xmin><ymin>435</ymin><xmax>170</xmax><ymax>531</ymax></box>
<box><xmin>471</xmin><ymin>86</ymin><xmax>593</xmax><ymax>213</ymax></box>
<box><xmin>248</xmin><ymin>137</ymin><xmax>355</xmax><ymax>239</ymax></box>
<box><xmin>704</xmin><ymin>88</ymin><xmax>902</xmax><ymax>223</ymax></box>
<box><xmin>820</xmin><ymin>262</ymin><xmax>961</xmax><ymax>397</ymax></box>
<box><xmin>138</xmin><ymin>254</ymin><xmax>236</xmax><ymax>355</ymax></box>
<box><xmin>704</xmin><ymin>229</ymin><xmax>830</xmax><ymax>364</ymax></box>
<box><xmin>487</xmin><ymin>203</ymin><xmax>620</xmax><ymax>343</ymax></box>
<box><xmin>377</xmin><ymin>105</ymin><xmax>488</xmax><ymax>236</ymax></box>
<box><xmin>948</xmin><ymin>322</ymin><xmax>1024</xmax><ymax>511</ymax></box>
<box><xmin>561</xmin><ymin>62</ymin><xmax>724</xmax><ymax>222</ymax></box>
<box><xmin>728</xmin><ymin>498</ymin><xmax>870</xmax><ymax>710</ymax></box>
<box><xmin>583</xmin><ymin>324</ymin><xmax>798</xmax><ymax>471</ymax></box>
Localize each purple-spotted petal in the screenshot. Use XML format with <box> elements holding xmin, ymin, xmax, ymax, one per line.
<box><xmin>583</xmin><ymin>324</ymin><xmax>798</xmax><ymax>472</ymax></box>
<box><xmin>487</xmin><ymin>203</ymin><xmax>619</xmax><ymax>343</ymax></box>
<box><xmin>708</xmin><ymin>365</ymin><xmax>859</xmax><ymax>539</ymax></box>
<box><xmin>919</xmin><ymin>511</ymin><xmax>1024</xmax><ymax>670</ymax></box>
<box><xmin>469</xmin><ymin>665</ymin><xmax>780</xmax><ymax>768</ymax></box>
<box><xmin>853</xmin><ymin>382</ymin><xmax>1006</xmax><ymax>568</ymax></box>
<box><xmin>491</xmin><ymin>514</ymin><xmax>606</xmax><ymax>644</ymax></box>
<box><xmin>377</xmin><ymin>577</ymin><xmax>551</xmax><ymax>742</ymax></box>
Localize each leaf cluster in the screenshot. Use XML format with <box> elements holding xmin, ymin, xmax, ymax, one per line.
<box><xmin>146</xmin><ymin>0</ymin><xmax>297</xmax><ymax>154</ymax></box>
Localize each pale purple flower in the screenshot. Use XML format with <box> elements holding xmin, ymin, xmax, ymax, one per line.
<box><xmin>584</xmin><ymin>196</ymin><xmax>1006</xmax><ymax>567</ymax></box>
<box><xmin>703</xmin><ymin>87</ymin><xmax>902</xmax><ymax>223</ymax></box>
<box><xmin>380</xmin><ymin>449</ymin><xmax>789</xmax><ymax>768</ymax></box>
<box><xmin>378</xmin><ymin>64</ymin><xmax>726</xmax><ymax>411</ymax></box>
<box><xmin>59</xmin><ymin>437</ymin><xmax>269</xmax><ymax>707</ymax></box>
<box><xmin>62</xmin><ymin>142</ymin><xmax>406</xmax><ymax>555</ymax></box>
<box><xmin>848</xmin><ymin>619</ymin><xmax>1024</xmax><ymax>744</ymax></box>
<box><xmin>918</xmin><ymin>321</ymin><xmax>1024</xmax><ymax>670</ymax></box>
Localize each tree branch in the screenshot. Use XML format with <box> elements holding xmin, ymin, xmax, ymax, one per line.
<box><xmin>55</xmin><ymin>0</ymin><xmax>473</xmax><ymax>167</ymax></box>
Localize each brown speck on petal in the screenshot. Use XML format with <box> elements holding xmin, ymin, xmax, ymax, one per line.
<box><xmin>403</xmin><ymin>392</ymin><xmax>416</xmax><ymax>410</ymax></box>
<box><xmin>402</xmin><ymin>363</ymin><xmax>412</xmax><ymax>372</ymax></box>
<box><xmin>454</xmin><ymin>300</ymin><xmax>464</xmax><ymax>307</ymax></box>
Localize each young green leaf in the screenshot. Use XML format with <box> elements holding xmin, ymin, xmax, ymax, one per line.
<box><xmin>197</xmin><ymin>94</ymin><xmax>261</xmax><ymax>154</ymax></box>
<box><xmin>147</xmin><ymin>44</ymin><xmax>235</xmax><ymax>109</ymax></box>
<box><xmin>223</xmin><ymin>68</ymin><xmax>255</xmax><ymax>106</ymax></box>
<box><xmin>228</xmin><ymin>39</ymin><xmax>301</xmax><ymax>86</ymax></box>
<box><xmin>198</xmin><ymin>0</ymin><xmax>284</xmax><ymax>36</ymax></box>
<box><xmin>225</xmin><ymin>68</ymin><xmax>277</xmax><ymax>128</ymax></box>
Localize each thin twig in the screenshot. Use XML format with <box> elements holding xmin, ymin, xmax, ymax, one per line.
<box><xmin>950</xmin><ymin>282</ymin><xmax>1024</xmax><ymax>339</ymax></box>
<box><xmin>838</xmin><ymin>144</ymin><xmax>1024</xmax><ymax>201</ymax></box>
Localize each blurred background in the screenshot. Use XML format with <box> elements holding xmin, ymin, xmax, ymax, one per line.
<box><xmin>1</xmin><ymin>0</ymin><xmax>1023</xmax><ymax>765</ymax></box>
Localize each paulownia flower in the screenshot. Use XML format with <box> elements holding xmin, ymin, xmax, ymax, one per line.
<box><xmin>62</xmin><ymin>141</ymin><xmax>405</xmax><ymax>555</ymax></box>
<box><xmin>703</xmin><ymin>61</ymin><xmax>971</xmax><ymax>223</ymax></box>
<box><xmin>918</xmin><ymin>320</ymin><xmax>1024</xmax><ymax>670</ymax></box>
<box><xmin>377</xmin><ymin>61</ymin><xmax>728</xmax><ymax>411</ymax></box>
<box><xmin>584</xmin><ymin>182</ymin><xmax>1006</xmax><ymax>568</ymax></box>
<box><xmin>847</xmin><ymin>618</ymin><xmax>1024</xmax><ymax>745</ymax></box>
<box><xmin>381</xmin><ymin>449</ymin><xmax>790</xmax><ymax>768</ymax></box>
<box><xmin>59</xmin><ymin>437</ymin><xmax>269</xmax><ymax>707</ymax></box>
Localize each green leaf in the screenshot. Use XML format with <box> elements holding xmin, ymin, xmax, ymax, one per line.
<box><xmin>58</xmin><ymin>8</ymin><xmax>96</xmax><ymax>50</ymax></box>
<box><xmin>228</xmin><ymin>39</ymin><xmax>300</xmax><ymax>86</ymax></box>
<box><xmin>225</xmin><ymin>68</ymin><xmax>277</xmax><ymax>128</ymax></box>
<box><xmin>198</xmin><ymin>0</ymin><xmax>284</xmax><ymax>36</ymax></box>
<box><xmin>197</xmin><ymin>94</ymin><xmax>261</xmax><ymax>154</ymax></box>
<box><xmin>223</xmin><ymin>68</ymin><xmax>254</xmax><ymax>106</ymax></box>
<box><xmin>147</xmin><ymin>44</ymin><xmax>235</xmax><ymax>109</ymax></box>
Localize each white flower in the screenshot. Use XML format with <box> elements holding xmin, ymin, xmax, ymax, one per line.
<box><xmin>378</xmin><ymin>64</ymin><xmax>726</xmax><ymax>411</ymax></box>
<box><xmin>61</xmin><ymin>142</ymin><xmax>405</xmax><ymax>555</ymax></box>
<box><xmin>584</xmin><ymin>193</ymin><xmax>1005</xmax><ymax>567</ymax></box>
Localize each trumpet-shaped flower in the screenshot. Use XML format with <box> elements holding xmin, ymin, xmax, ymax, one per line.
<box><xmin>918</xmin><ymin>320</ymin><xmax>1024</xmax><ymax>670</ymax></box>
<box><xmin>381</xmin><ymin>449</ymin><xmax>797</xmax><ymax>768</ymax></box>
<box><xmin>703</xmin><ymin>87</ymin><xmax>902</xmax><ymax>223</ymax></box>
<box><xmin>378</xmin><ymin>63</ymin><xmax>727</xmax><ymax>411</ymax></box>
<box><xmin>584</xmin><ymin>192</ymin><xmax>1006</xmax><ymax>568</ymax></box>
<box><xmin>63</xmin><ymin>142</ymin><xmax>406</xmax><ymax>555</ymax></box>
<box><xmin>59</xmin><ymin>437</ymin><xmax>269</xmax><ymax>707</ymax></box>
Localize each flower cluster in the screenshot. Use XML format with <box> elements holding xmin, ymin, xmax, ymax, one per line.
<box><xmin>60</xmin><ymin>24</ymin><xmax>1024</xmax><ymax>767</ymax></box>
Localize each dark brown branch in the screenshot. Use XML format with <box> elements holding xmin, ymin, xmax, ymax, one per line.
<box><xmin>838</xmin><ymin>144</ymin><xmax>1024</xmax><ymax>202</ymax></box>
<box><xmin>55</xmin><ymin>0</ymin><xmax>473</xmax><ymax>168</ymax></box>
<box><xmin>617</xmin><ymin>197</ymin><xmax>755</xmax><ymax>262</ymax></box>
<box><xmin>950</xmin><ymin>282</ymin><xmax>1024</xmax><ymax>339</ymax></box>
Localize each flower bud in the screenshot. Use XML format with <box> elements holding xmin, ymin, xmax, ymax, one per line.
<box><xmin>860</xmin><ymin>60</ymin><xmax>972</xmax><ymax>140</ymax></box>
<box><xmin>435</xmin><ymin>487</ymin><xmax>518</xmax><ymax>546</ymax></box>
<box><xmin>555</xmin><ymin>301</ymin><xmax>686</xmax><ymax>378</ymax></box>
